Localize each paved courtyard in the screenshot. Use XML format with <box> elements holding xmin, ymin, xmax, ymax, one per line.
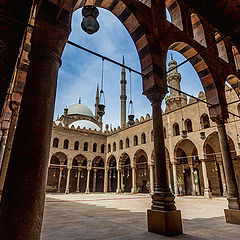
<box><xmin>42</xmin><ymin>194</ymin><xmax>240</xmax><ymax>240</ymax></box>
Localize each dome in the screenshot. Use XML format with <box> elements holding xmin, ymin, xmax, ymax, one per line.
<box><xmin>69</xmin><ymin>120</ymin><xmax>100</xmax><ymax>131</ymax></box>
<box><xmin>67</xmin><ymin>103</ymin><xmax>94</xmax><ymax>117</ymax></box>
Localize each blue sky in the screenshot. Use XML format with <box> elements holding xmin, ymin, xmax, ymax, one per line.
<box><xmin>54</xmin><ymin>8</ymin><xmax>203</xmax><ymax>128</ymax></box>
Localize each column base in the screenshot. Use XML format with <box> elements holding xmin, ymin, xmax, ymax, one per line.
<box><xmin>131</xmin><ymin>187</ymin><xmax>136</xmax><ymax>194</ymax></box>
<box><xmin>147</xmin><ymin>209</ymin><xmax>183</xmax><ymax>236</ymax></box>
<box><xmin>116</xmin><ymin>188</ymin><xmax>121</xmax><ymax>194</ymax></box>
<box><xmin>76</xmin><ymin>190</ymin><xmax>79</xmax><ymax>193</ymax></box>
<box><xmin>65</xmin><ymin>189</ymin><xmax>69</xmax><ymax>194</ymax></box>
<box><xmin>225</xmin><ymin>209</ymin><xmax>240</xmax><ymax>225</ymax></box>
<box><xmin>204</xmin><ymin>189</ymin><xmax>212</xmax><ymax>199</ymax></box>
<box><xmin>57</xmin><ymin>190</ymin><xmax>60</xmax><ymax>193</ymax></box>
<box><xmin>85</xmin><ymin>188</ymin><xmax>90</xmax><ymax>194</ymax></box>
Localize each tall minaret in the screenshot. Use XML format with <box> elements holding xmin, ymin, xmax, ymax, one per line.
<box><xmin>95</xmin><ymin>84</ymin><xmax>99</xmax><ymax>121</ymax></box>
<box><xmin>120</xmin><ymin>56</ymin><xmax>127</xmax><ymax>127</ymax></box>
<box><xmin>165</xmin><ymin>54</ymin><xmax>187</xmax><ymax>112</ymax></box>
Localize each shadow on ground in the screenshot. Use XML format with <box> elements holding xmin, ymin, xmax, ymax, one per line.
<box><xmin>41</xmin><ymin>197</ymin><xmax>240</xmax><ymax>240</ymax></box>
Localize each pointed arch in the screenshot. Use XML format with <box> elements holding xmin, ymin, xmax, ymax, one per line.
<box><xmin>141</xmin><ymin>133</ymin><xmax>146</xmax><ymax>144</ymax></box>
<box><xmin>173</xmin><ymin>122</ymin><xmax>180</xmax><ymax>136</ymax></box>
<box><xmin>226</xmin><ymin>75</ymin><xmax>240</xmax><ymax>97</ymax></box>
<box><xmin>191</xmin><ymin>13</ymin><xmax>207</xmax><ymax>47</ymax></box>
<box><xmin>52</xmin><ymin>138</ymin><xmax>59</xmax><ymax>148</ymax></box>
<box><xmin>232</xmin><ymin>46</ymin><xmax>240</xmax><ymax>72</ymax></box>
<box><xmin>200</xmin><ymin>113</ymin><xmax>210</xmax><ymax>129</ymax></box>
<box><xmin>184</xmin><ymin>119</ymin><xmax>193</xmax><ymax>133</ymax></box>
<box><xmin>215</xmin><ymin>32</ymin><xmax>229</xmax><ymax>63</ymax></box>
<box><xmin>63</xmin><ymin>139</ymin><xmax>69</xmax><ymax>149</ymax></box>
<box><xmin>74</xmin><ymin>141</ymin><xmax>79</xmax><ymax>150</ymax></box>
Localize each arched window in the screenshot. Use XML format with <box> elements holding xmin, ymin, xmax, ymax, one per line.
<box><xmin>63</xmin><ymin>139</ymin><xmax>69</xmax><ymax>149</ymax></box>
<box><xmin>232</xmin><ymin>46</ymin><xmax>240</xmax><ymax>71</ymax></box>
<box><xmin>191</xmin><ymin>13</ymin><xmax>207</xmax><ymax>47</ymax></box>
<box><xmin>173</xmin><ymin>123</ymin><xmax>180</xmax><ymax>136</ymax></box>
<box><xmin>53</xmin><ymin>138</ymin><xmax>59</xmax><ymax>148</ymax></box>
<box><xmin>185</xmin><ymin>119</ymin><xmax>193</xmax><ymax>133</ymax></box>
<box><xmin>101</xmin><ymin>144</ymin><xmax>105</xmax><ymax>153</ymax></box>
<box><xmin>84</xmin><ymin>142</ymin><xmax>88</xmax><ymax>151</ymax></box>
<box><xmin>74</xmin><ymin>141</ymin><xmax>79</xmax><ymax>150</ymax></box>
<box><xmin>163</xmin><ymin>127</ymin><xmax>167</xmax><ymax>139</ymax></box>
<box><xmin>108</xmin><ymin>143</ymin><xmax>111</xmax><ymax>153</ymax></box>
<box><xmin>200</xmin><ymin>113</ymin><xmax>210</xmax><ymax>129</ymax></box>
<box><xmin>134</xmin><ymin>135</ymin><xmax>138</xmax><ymax>146</ymax></box>
<box><xmin>215</xmin><ymin>32</ymin><xmax>229</xmax><ymax>62</ymax></box>
<box><xmin>141</xmin><ymin>133</ymin><xmax>146</xmax><ymax>144</ymax></box>
<box><xmin>93</xmin><ymin>143</ymin><xmax>97</xmax><ymax>152</ymax></box>
<box><xmin>151</xmin><ymin>130</ymin><xmax>154</xmax><ymax>142</ymax></box>
<box><xmin>119</xmin><ymin>140</ymin><xmax>123</xmax><ymax>150</ymax></box>
<box><xmin>126</xmin><ymin>138</ymin><xmax>129</xmax><ymax>148</ymax></box>
<box><xmin>113</xmin><ymin>142</ymin><xmax>116</xmax><ymax>151</ymax></box>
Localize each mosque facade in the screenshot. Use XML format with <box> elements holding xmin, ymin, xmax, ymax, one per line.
<box><xmin>47</xmin><ymin>58</ymin><xmax>240</xmax><ymax>198</ymax></box>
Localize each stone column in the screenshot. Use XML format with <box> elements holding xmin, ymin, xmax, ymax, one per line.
<box><xmin>85</xmin><ymin>168</ymin><xmax>91</xmax><ymax>194</ymax></box>
<box><xmin>214</xmin><ymin>118</ymin><xmax>240</xmax><ymax>210</ymax></box>
<box><xmin>76</xmin><ymin>168</ymin><xmax>81</xmax><ymax>193</ymax></box>
<box><xmin>116</xmin><ymin>169</ymin><xmax>121</xmax><ymax>193</ymax></box>
<box><xmin>108</xmin><ymin>169</ymin><xmax>112</xmax><ymax>192</ymax></box>
<box><xmin>172</xmin><ymin>162</ymin><xmax>179</xmax><ymax>195</ymax></box>
<box><xmin>0</xmin><ymin>12</ymin><xmax>71</xmax><ymax>239</ymax></box>
<box><xmin>217</xmin><ymin>160</ymin><xmax>228</xmax><ymax>197</ymax></box>
<box><xmin>121</xmin><ymin>169</ymin><xmax>124</xmax><ymax>189</ymax></box>
<box><xmin>57</xmin><ymin>167</ymin><xmax>63</xmax><ymax>193</ymax></box>
<box><xmin>104</xmin><ymin>168</ymin><xmax>108</xmax><ymax>193</ymax></box>
<box><xmin>149</xmin><ymin>164</ymin><xmax>154</xmax><ymax>194</ymax></box>
<box><xmin>189</xmin><ymin>164</ymin><xmax>196</xmax><ymax>196</ymax></box>
<box><xmin>201</xmin><ymin>160</ymin><xmax>212</xmax><ymax>199</ymax></box>
<box><xmin>131</xmin><ymin>166</ymin><xmax>136</xmax><ymax>194</ymax></box>
<box><xmin>92</xmin><ymin>169</ymin><xmax>97</xmax><ymax>193</ymax></box>
<box><xmin>145</xmin><ymin>86</ymin><xmax>182</xmax><ymax>235</ymax></box>
<box><xmin>65</xmin><ymin>167</ymin><xmax>71</xmax><ymax>194</ymax></box>
<box><xmin>0</xmin><ymin>129</ymin><xmax>8</xmax><ymax>169</ymax></box>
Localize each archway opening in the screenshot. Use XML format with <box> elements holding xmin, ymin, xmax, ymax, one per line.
<box><xmin>91</xmin><ymin>157</ymin><xmax>105</xmax><ymax>192</ymax></box>
<box><xmin>108</xmin><ymin>155</ymin><xmax>117</xmax><ymax>192</ymax></box>
<box><xmin>120</xmin><ymin>153</ymin><xmax>132</xmax><ymax>193</ymax></box>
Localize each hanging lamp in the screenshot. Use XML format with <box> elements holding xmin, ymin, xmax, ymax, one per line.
<box><xmin>128</xmin><ymin>70</ymin><xmax>135</xmax><ymax>125</ymax></box>
<box><xmin>81</xmin><ymin>0</ymin><xmax>100</xmax><ymax>35</ymax></box>
<box><xmin>97</xmin><ymin>58</ymin><xmax>105</xmax><ymax>117</ymax></box>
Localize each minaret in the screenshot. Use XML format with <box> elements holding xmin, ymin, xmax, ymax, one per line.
<box><xmin>120</xmin><ymin>56</ymin><xmax>127</xmax><ymax>127</ymax></box>
<box><xmin>95</xmin><ymin>84</ymin><xmax>99</xmax><ymax>121</ymax></box>
<box><xmin>165</xmin><ymin>54</ymin><xmax>187</xmax><ymax>112</ymax></box>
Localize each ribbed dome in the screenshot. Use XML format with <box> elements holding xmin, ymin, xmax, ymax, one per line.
<box><xmin>69</xmin><ymin>120</ymin><xmax>100</xmax><ymax>131</ymax></box>
<box><xmin>67</xmin><ymin>103</ymin><xmax>94</xmax><ymax>117</ymax></box>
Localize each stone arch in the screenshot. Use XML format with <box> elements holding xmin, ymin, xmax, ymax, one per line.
<box><xmin>92</xmin><ymin>156</ymin><xmax>105</xmax><ymax>167</ymax></box>
<box><xmin>141</xmin><ymin>132</ymin><xmax>146</xmax><ymax>144</ymax></box>
<box><xmin>108</xmin><ymin>143</ymin><xmax>111</xmax><ymax>153</ymax></box>
<box><xmin>113</xmin><ymin>142</ymin><xmax>116</xmax><ymax>151</ymax></box>
<box><xmin>190</xmin><ymin>13</ymin><xmax>207</xmax><ymax>47</ymax></box>
<box><xmin>173</xmin><ymin>122</ymin><xmax>180</xmax><ymax>136</ymax></box>
<box><xmin>101</xmin><ymin>144</ymin><xmax>105</xmax><ymax>153</ymax></box>
<box><xmin>169</xmin><ymin>42</ymin><xmax>221</xmax><ymax>108</ymax></box>
<box><xmin>74</xmin><ymin>141</ymin><xmax>79</xmax><ymax>150</ymax></box>
<box><xmin>63</xmin><ymin>139</ymin><xmax>69</xmax><ymax>149</ymax></box>
<box><xmin>119</xmin><ymin>140</ymin><xmax>123</xmax><ymax>150</ymax></box>
<box><xmin>83</xmin><ymin>142</ymin><xmax>88</xmax><ymax>151</ymax></box>
<box><xmin>232</xmin><ymin>46</ymin><xmax>240</xmax><ymax>72</ymax></box>
<box><xmin>50</xmin><ymin>152</ymin><xmax>68</xmax><ymax>165</ymax></box>
<box><xmin>165</xmin><ymin>0</ymin><xmax>183</xmax><ymax>31</ymax></box>
<box><xmin>119</xmin><ymin>152</ymin><xmax>131</xmax><ymax>192</ymax></box>
<box><xmin>134</xmin><ymin>135</ymin><xmax>138</xmax><ymax>146</ymax></box>
<box><xmin>107</xmin><ymin>155</ymin><xmax>117</xmax><ymax>166</ymax></box>
<box><xmin>73</xmin><ymin>0</ymin><xmax>153</xmax><ymax>75</ymax></box>
<box><xmin>119</xmin><ymin>152</ymin><xmax>131</xmax><ymax>166</ymax></box>
<box><xmin>73</xmin><ymin>154</ymin><xmax>88</xmax><ymax>166</ymax></box>
<box><xmin>93</xmin><ymin>143</ymin><xmax>97</xmax><ymax>152</ymax></box>
<box><xmin>126</xmin><ymin>138</ymin><xmax>129</xmax><ymax>148</ymax></box>
<box><xmin>215</xmin><ymin>31</ymin><xmax>229</xmax><ymax>63</ymax></box>
<box><xmin>108</xmin><ymin>155</ymin><xmax>117</xmax><ymax>192</ymax></box>
<box><xmin>226</xmin><ymin>75</ymin><xmax>240</xmax><ymax>97</ymax></box>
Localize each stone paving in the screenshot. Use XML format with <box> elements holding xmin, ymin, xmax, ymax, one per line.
<box><xmin>41</xmin><ymin>193</ymin><xmax>240</xmax><ymax>240</ymax></box>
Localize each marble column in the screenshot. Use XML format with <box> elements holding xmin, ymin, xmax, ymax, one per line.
<box><xmin>65</xmin><ymin>167</ymin><xmax>71</xmax><ymax>194</ymax></box>
<box><xmin>145</xmin><ymin>86</ymin><xmax>182</xmax><ymax>235</ymax></box>
<box><xmin>131</xmin><ymin>166</ymin><xmax>136</xmax><ymax>194</ymax></box>
<box><xmin>92</xmin><ymin>169</ymin><xmax>97</xmax><ymax>193</ymax></box>
<box><xmin>104</xmin><ymin>168</ymin><xmax>108</xmax><ymax>193</ymax></box>
<box><xmin>149</xmin><ymin>164</ymin><xmax>154</xmax><ymax>194</ymax></box>
<box><xmin>57</xmin><ymin>167</ymin><xmax>63</xmax><ymax>193</ymax></box>
<box><xmin>214</xmin><ymin>118</ymin><xmax>240</xmax><ymax>209</ymax></box>
<box><xmin>172</xmin><ymin>162</ymin><xmax>179</xmax><ymax>195</ymax></box>
<box><xmin>121</xmin><ymin>169</ymin><xmax>124</xmax><ymax>190</ymax></box>
<box><xmin>76</xmin><ymin>168</ymin><xmax>81</xmax><ymax>193</ymax></box>
<box><xmin>218</xmin><ymin>160</ymin><xmax>228</xmax><ymax>197</ymax></box>
<box><xmin>0</xmin><ymin>11</ymin><xmax>71</xmax><ymax>239</ymax></box>
<box><xmin>108</xmin><ymin>169</ymin><xmax>112</xmax><ymax>192</ymax></box>
<box><xmin>189</xmin><ymin>164</ymin><xmax>196</xmax><ymax>196</ymax></box>
<box><xmin>85</xmin><ymin>168</ymin><xmax>91</xmax><ymax>194</ymax></box>
<box><xmin>0</xmin><ymin>129</ymin><xmax>8</xmax><ymax>169</ymax></box>
<box><xmin>201</xmin><ymin>160</ymin><xmax>212</xmax><ymax>199</ymax></box>
<box><xmin>116</xmin><ymin>169</ymin><xmax>121</xmax><ymax>193</ymax></box>
<box><xmin>167</xmin><ymin>167</ymin><xmax>172</xmax><ymax>191</ymax></box>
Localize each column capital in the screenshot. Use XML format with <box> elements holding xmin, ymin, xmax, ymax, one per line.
<box><xmin>211</xmin><ymin>115</ymin><xmax>228</xmax><ymax>125</ymax></box>
<box><xmin>9</xmin><ymin>100</ymin><xmax>20</xmax><ymax>116</ymax></box>
<box><xmin>143</xmin><ymin>85</ymin><xmax>168</xmax><ymax>105</ymax></box>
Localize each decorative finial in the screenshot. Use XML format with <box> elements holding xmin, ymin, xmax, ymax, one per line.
<box><xmin>79</xmin><ymin>97</ymin><xmax>81</xmax><ymax>104</ymax></box>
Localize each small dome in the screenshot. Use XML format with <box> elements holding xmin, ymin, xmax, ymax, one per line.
<box><xmin>69</xmin><ymin>120</ymin><xmax>100</xmax><ymax>131</ymax></box>
<box><xmin>67</xmin><ymin>103</ymin><xmax>94</xmax><ymax>117</ymax></box>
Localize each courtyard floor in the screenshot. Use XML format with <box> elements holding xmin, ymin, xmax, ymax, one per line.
<box><xmin>42</xmin><ymin>193</ymin><xmax>240</xmax><ymax>240</ymax></box>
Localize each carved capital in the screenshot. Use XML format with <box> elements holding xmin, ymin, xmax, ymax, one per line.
<box><xmin>211</xmin><ymin>115</ymin><xmax>228</xmax><ymax>125</ymax></box>
<box><xmin>143</xmin><ymin>85</ymin><xmax>168</xmax><ymax>105</ymax></box>
<box><xmin>9</xmin><ymin>100</ymin><xmax>20</xmax><ymax>116</ymax></box>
